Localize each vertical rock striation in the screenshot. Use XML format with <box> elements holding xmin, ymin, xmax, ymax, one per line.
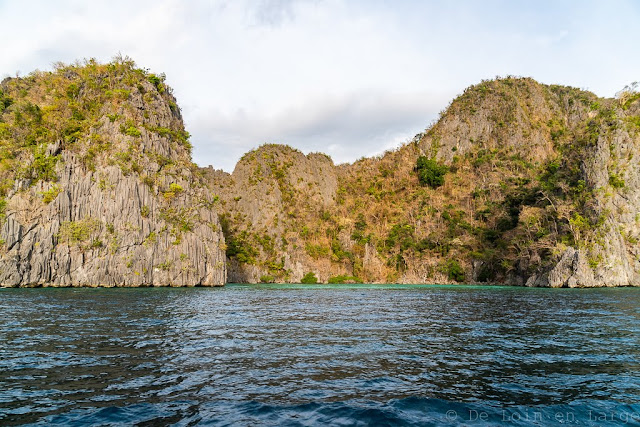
<box><xmin>0</xmin><ymin>58</ymin><xmax>225</xmax><ymax>287</ymax></box>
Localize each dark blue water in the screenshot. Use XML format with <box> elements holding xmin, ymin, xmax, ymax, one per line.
<box><xmin>1</xmin><ymin>284</ymin><xmax>639</xmax><ymax>426</ymax></box>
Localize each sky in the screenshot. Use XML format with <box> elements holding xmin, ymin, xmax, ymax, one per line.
<box><xmin>1</xmin><ymin>0</ymin><xmax>639</xmax><ymax>172</ymax></box>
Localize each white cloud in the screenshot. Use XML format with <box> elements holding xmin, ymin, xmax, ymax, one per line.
<box><xmin>1</xmin><ymin>0</ymin><xmax>639</xmax><ymax>171</ymax></box>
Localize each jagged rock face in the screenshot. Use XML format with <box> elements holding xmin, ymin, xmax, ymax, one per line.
<box><xmin>525</xmin><ymin>247</ymin><xmax>595</xmax><ymax>288</ymax></box>
<box><xmin>3</xmin><ymin>64</ymin><xmax>636</xmax><ymax>287</ymax></box>
<box><xmin>577</xmin><ymin>123</ymin><xmax>640</xmax><ymax>287</ymax></box>
<box><xmin>0</xmin><ymin>59</ymin><xmax>226</xmax><ymax>287</ymax></box>
<box><xmin>224</xmin><ymin>146</ymin><xmax>336</xmax><ymax>231</ymax></box>
<box><xmin>423</xmin><ymin>79</ymin><xmax>563</xmax><ymax>164</ymax></box>
<box><xmin>207</xmin><ymin>77</ymin><xmax>640</xmax><ymax>287</ymax></box>
<box><xmin>517</xmin><ymin>97</ymin><xmax>640</xmax><ymax>288</ymax></box>
<box><xmin>412</xmin><ymin>79</ymin><xmax>640</xmax><ymax>288</ymax></box>
<box><xmin>0</xmin><ymin>157</ymin><xmax>225</xmax><ymax>287</ymax></box>
<box><xmin>205</xmin><ymin>144</ymin><xmax>338</xmax><ymax>283</ymax></box>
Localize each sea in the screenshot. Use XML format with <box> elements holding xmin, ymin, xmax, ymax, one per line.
<box><xmin>1</xmin><ymin>284</ymin><xmax>639</xmax><ymax>426</ymax></box>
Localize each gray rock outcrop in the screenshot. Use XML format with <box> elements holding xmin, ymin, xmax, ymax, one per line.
<box><xmin>0</xmin><ymin>60</ymin><xmax>226</xmax><ymax>287</ymax></box>
<box><xmin>0</xmin><ymin>156</ymin><xmax>226</xmax><ymax>287</ymax></box>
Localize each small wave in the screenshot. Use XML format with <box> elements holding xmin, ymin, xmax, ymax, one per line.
<box><xmin>2</xmin><ymin>287</ymin><xmax>639</xmax><ymax>426</ymax></box>
<box><xmin>27</xmin><ymin>398</ymin><xmax>640</xmax><ymax>426</ymax></box>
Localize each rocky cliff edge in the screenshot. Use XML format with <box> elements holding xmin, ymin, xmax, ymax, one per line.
<box><xmin>0</xmin><ymin>58</ymin><xmax>226</xmax><ymax>287</ymax></box>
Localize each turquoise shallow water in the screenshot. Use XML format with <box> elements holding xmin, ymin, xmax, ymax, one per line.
<box><xmin>1</xmin><ymin>285</ymin><xmax>639</xmax><ymax>426</ymax></box>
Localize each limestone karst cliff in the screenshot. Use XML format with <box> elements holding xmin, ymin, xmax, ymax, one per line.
<box><xmin>203</xmin><ymin>145</ymin><xmax>337</xmax><ymax>283</ymax></box>
<box><xmin>207</xmin><ymin>78</ymin><xmax>640</xmax><ymax>287</ymax></box>
<box><xmin>2</xmin><ymin>59</ymin><xmax>638</xmax><ymax>288</ymax></box>
<box><xmin>0</xmin><ymin>58</ymin><xmax>226</xmax><ymax>287</ymax></box>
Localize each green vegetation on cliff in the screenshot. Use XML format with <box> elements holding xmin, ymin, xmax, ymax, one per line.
<box><xmin>3</xmin><ymin>56</ymin><xmax>639</xmax><ymax>287</ymax></box>
<box><xmin>0</xmin><ymin>56</ymin><xmax>196</xmax><ymax>199</ymax></box>
<box><xmin>415</xmin><ymin>156</ymin><xmax>448</xmax><ymax>188</ymax></box>
<box><xmin>0</xmin><ymin>57</ymin><xmax>226</xmax><ymax>288</ymax></box>
<box><xmin>208</xmin><ymin>77</ymin><xmax>640</xmax><ymax>286</ymax></box>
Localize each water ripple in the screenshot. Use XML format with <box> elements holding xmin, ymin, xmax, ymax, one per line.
<box><xmin>0</xmin><ymin>285</ymin><xmax>639</xmax><ymax>425</ymax></box>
